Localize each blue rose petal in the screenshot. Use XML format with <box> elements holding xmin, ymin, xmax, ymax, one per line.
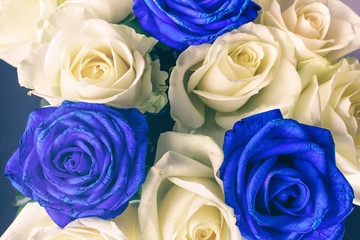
<box><xmin>133</xmin><ymin>0</ymin><xmax>261</xmax><ymax>50</ymax></box>
<box><xmin>220</xmin><ymin>109</ymin><xmax>354</xmax><ymax>240</ymax></box>
<box><xmin>5</xmin><ymin>101</ymin><xmax>148</xmax><ymax>227</ymax></box>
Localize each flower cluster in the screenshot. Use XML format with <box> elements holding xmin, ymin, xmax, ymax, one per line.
<box><xmin>1</xmin><ymin>0</ymin><xmax>360</xmax><ymax>239</ymax></box>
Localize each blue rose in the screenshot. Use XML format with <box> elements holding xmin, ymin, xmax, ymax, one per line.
<box><xmin>5</xmin><ymin>101</ymin><xmax>148</xmax><ymax>228</ymax></box>
<box><xmin>133</xmin><ymin>0</ymin><xmax>261</xmax><ymax>50</ymax></box>
<box><xmin>220</xmin><ymin>110</ymin><xmax>354</xmax><ymax>240</ymax></box>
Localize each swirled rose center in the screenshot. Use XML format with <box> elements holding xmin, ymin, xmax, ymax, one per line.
<box><xmin>223</xmin><ymin>42</ymin><xmax>263</xmax><ymax>79</ymax></box>
<box><xmin>293</xmin><ymin>3</ymin><xmax>330</xmax><ymax>39</ymax></box>
<box><xmin>194</xmin><ymin>228</ymin><xmax>216</xmax><ymax>240</ymax></box>
<box><xmin>186</xmin><ymin>205</ymin><xmax>221</xmax><ymax>240</ymax></box>
<box><xmin>195</xmin><ymin>41</ymin><xmax>266</xmax><ymax>97</ymax></box>
<box><xmin>229</xmin><ymin>42</ymin><xmax>261</xmax><ymax>71</ymax></box>
<box><xmin>81</xmin><ymin>60</ymin><xmax>108</xmax><ymax>80</ymax></box>
<box><xmin>55</xmin><ymin>148</ymin><xmax>92</xmax><ymax>176</ymax></box>
<box><xmin>69</xmin><ymin>41</ymin><xmax>130</xmax><ymax>86</ymax></box>
<box><xmin>254</xmin><ymin>158</ymin><xmax>310</xmax><ymax>216</ymax></box>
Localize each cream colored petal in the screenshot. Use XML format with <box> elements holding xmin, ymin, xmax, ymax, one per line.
<box><xmin>18</xmin><ymin>44</ymin><xmax>53</xmax><ymax>94</ymax></box>
<box><xmin>195</xmin><ymin>42</ymin><xmax>275</xmax><ymax>98</ymax></box>
<box><xmin>60</xmin><ymin>0</ymin><xmax>133</xmax><ymax>23</ymax></box>
<box><xmin>280</xmin><ymin>0</ymin><xmax>298</xmax><ymax>31</ymax></box>
<box><xmin>184</xmin><ymin>205</ymin><xmax>222</xmax><ymax>240</ymax></box>
<box><xmin>0</xmin><ymin>42</ymin><xmax>33</xmax><ymax>67</ymax></box>
<box><xmin>44</xmin><ymin>30</ymin><xmax>89</xmax><ymax>91</ymax></box>
<box><xmin>111</xmin><ymin>24</ymin><xmax>157</xmax><ymax>56</ymax></box>
<box><xmin>155</xmin><ymin>132</ymin><xmax>224</xmax><ymax>181</ymax></box>
<box><xmin>169</xmin><ymin>44</ymin><xmax>210</xmax><ymax>129</ymax></box>
<box><xmin>139</xmin><ymin>132</ymin><xmax>241</xmax><ymax>240</ymax></box>
<box><xmin>158</xmin><ymin>181</ymin><xmax>225</xmax><ymax>240</ymax></box>
<box><xmin>159</xmin><ymin>185</ymin><xmax>209</xmax><ymax>240</ymax></box>
<box><xmin>110</xmin><ymin>205</ymin><xmax>143</xmax><ymax>240</ymax></box>
<box><xmin>324</xmin><ymin>0</ymin><xmax>360</xmax><ymax>60</ymax></box>
<box><xmin>0</xmin><ymin>0</ymin><xmax>40</xmax><ymax>49</ymax></box>
<box><xmin>1</xmin><ymin>202</ymin><xmax>52</xmax><ymax>239</ymax></box>
<box><xmin>196</xmin><ymin>62</ymin><xmax>248</xmax><ymax>96</ymax></box>
<box><xmin>216</xmin><ymin>59</ymin><xmax>302</xmax><ymax>130</ymax></box>
<box><xmin>138</xmin><ymin>152</ymin><xmax>215</xmax><ymax>240</ymax></box>
<box><xmin>322</xmin><ymin>106</ymin><xmax>358</xmax><ymax>166</ymax></box>
<box><xmin>167</xmin><ymin>177</ymin><xmax>240</xmax><ymax>240</ymax></box>
<box><xmin>335</xmin><ymin>153</ymin><xmax>360</xmax><ymax>206</ymax></box>
<box><xmin>108</xmin><ymin>39</ymin><xmax>134</xmax><ymax>89</ymax></box>
<box><xmin>193</xmin><ymin>89</ymin><xmax>261</xmax><ymax>112</ymax></box>
<box><xmin>291</xmin><ymin>75</ymin><xmax>321</xmax><ymax>126</ymax></box>
<box><xmin>40</xmin><ymin>7</ymin><xmax>91</xmax><ymax>43</ymax></box>
<box><xmin>293</xmin><ymin>3</ymin><xmax>330</xmax><ymax>40</ymax></box>
<box><xmin>322</xmin><ymin>59</ymin><xmax>356</xmax><ymax>109</ymax></box>
<box><xmin>138</xmin><ymin>58</ymin><xmax>168</xmax><ymax>113</ymax></box>
<box><xmin>31</xmin><ymin>218</ymin><xmax>127</xmax><ymax>239</ymax></box>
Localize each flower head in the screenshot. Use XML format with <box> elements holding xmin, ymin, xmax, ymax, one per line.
<box><xmin>220</xmin><ymin>109</ymin><xmax>354</xmax><ymax>239</ymax></box>
<box><xmin>5</xmin><ymin>101</ymin><xmax>148</xmax><ymax>227</ymax></box>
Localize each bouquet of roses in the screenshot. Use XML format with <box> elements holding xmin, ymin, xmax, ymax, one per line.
<box><xmin>1</xmin><ymin>0</ymin><xmax>360</xmax><ymax>239</ymax></box>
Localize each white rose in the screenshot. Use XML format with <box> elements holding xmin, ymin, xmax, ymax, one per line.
<box><xmin>0</xmin><ymin>0</ymin><xmax>40</xmax><ymax>66</ymax></box>
<box><xmin>138</xmin><ymin>132</ymin><xmax>242</xmax><ymax>240</ymax></box>
<box><xmin>0</xmin><ymin>0</ymin><xmax>133</xmax><ymax>67</ymax></box>
<box><xmin>292</xmin><ymin>56</ymin><xmax>360</xmax><ymax>205</ymax></box>
<box><xmin>169</xmin><ymin>23</ymin><xmax>301</xmax><ymax>144</ymax></box>
<box><xmin>40</xmin><ymin>0</ymin><xmax>133</xmax><ymax>24</ymax></box>
<box><xmin>18</xmin><ymin>19</ymin><xmax>168</xmax><ymax>113</ymax></box>
<box><xmin>255</xmin><ymin>0</ymin><xmax>360</xmax><ymax>61</ymax></box>
<box><xmin>1</xmin><ymin>202</ymin><xmax>142</xmax><ymax>240</ymax></box>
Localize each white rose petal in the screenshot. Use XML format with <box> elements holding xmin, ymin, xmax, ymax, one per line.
<box><xmin>0</xmin><ymin>0</ymin><xmax>40</xmax><ymax>66</ymax></box>
<box><xmin>256</xmin><ymin>0</ymin><xmax>360</xmax><ymax>61</ymax></box>
<box><xmin>0</xmin><ymin>0</ymin><xmax>133</xmax><ymax>67</ymax></box>
<box><xmin>53</xmin><ymin>0</ymin><xmax>133</xmax><ymax>23</ymax></box>
<box><xmin>1</xmin><ymin>202</ymin><xmax>142</xmax><ymax>240</ymax></box>
<box><xmin>292</xmin><ymin>57</ymin><xmax>360</xmax><ymax>205</ymax></box>
<box><xmin>169</xmin><ymin>23</ymin><xmax>301</xmax><ymax>145</ymax></box>
<box><xmin>138</xmin><ymin>132</ymin><xmax>242</xmax><ymax>240</ymax></box>
<box><xmin>18</xmin><ymin>19</ymin><xmax>168</xmax><ymax>113</ymax></box>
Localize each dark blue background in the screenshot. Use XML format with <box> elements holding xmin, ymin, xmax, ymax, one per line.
<box><xmin>0</xmin><ymin>60</ymin><xmax>41</xmax><ymax>234</ymax></box>
<box><xmin>1</xmin><ymin>56</ymin><xmax>360</xmax><ymax>238</ymax></box>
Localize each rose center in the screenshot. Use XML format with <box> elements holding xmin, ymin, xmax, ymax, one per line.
<box><xmin>194</xmin><ymin>228</ymin><xmax>216</xmax><ymax>240</ymax></box>
<box><xmin>229</xmin><ymin>42</ymin><xmax>262</xmax><ymax>71</ymax></box>
<box><xmin>305</xmin><ymin>13</ymin><xmax>322</xmax><ymax>29</ymax></box>
<box><xmin>81</xmin><ymin>60</ymin><xmax>107</xmax><ymax>80</ymax></box>
<box><xmin>293</xmin><ymin>3</ymin><xmax>330</xmax><ymax>39</ymax></box>
<box><xmin>60</xmin><ymin>150</ymin><xmax>92</xmax><ymax>176</ymax></box>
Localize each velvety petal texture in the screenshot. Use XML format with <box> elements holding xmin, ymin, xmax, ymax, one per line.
<box><xmin>220</xmin><ymin>109</ymin><xmax>354</xmax><ymax>240</ymax></box>
<box><xmin>133</xmin><ymin>0</ymin><xmax>261</xmax><ymax>50</ymax></box>
<box><xmin>5</xmin><ymin>101</ymin><xmax>148</xmax><ymax>228</ymax></box>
